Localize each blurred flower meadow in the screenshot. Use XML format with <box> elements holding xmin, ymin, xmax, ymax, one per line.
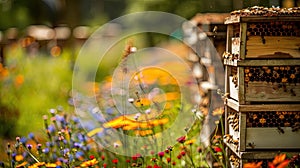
<box><xmin>0</xmin><ymin>35</ymin><xmax>229</xmax><ymax>168</ymax></box>
<box><xmin>1</xmin><ymin>35</ymin><xmax>300</xmax><ymax>168</ymax></box>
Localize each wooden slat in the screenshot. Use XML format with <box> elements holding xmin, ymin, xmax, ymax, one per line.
<box><xmin>237</xmin><ymin>67</ymin><xmax>245</xmax><ymax>104</ymax></box>
<box><xmin>227</xmin><ymin>98</ymin><xmax>300</xmax><ymax>111</ymax></box>
<box><xmin>246</xmin><ymin>36</ymin><xmax>300</xmax><ymax>58</ymax></box>
<box><xmin>239</xmin><ymin>23</ymin><xmax>247</xmax><ymax>60</ymax></box>
<box><xmin>240</xmin><ymin>16</ymin><xmax>300</xmax><ymax>22</ymax></box>
<box><xmin>245</xmin><ymin>82</ymin><xmax>300</xmax><ymax>102</ymax></box>
<box><xmin>225</xmin><ymin>59</ymin><xmax>300</xmax><ymax>66</ymax></box>
<box><xmin>239</xmin><ymin>113</ymin><xmax>247</xmax><ymax>151</ymax></box>
<box><xmin>226</xmin><ymin>98</ymin><xmax>240</xmax><ymax>111</ymax></box>
<box><xmin>225</xmin><ymin>15</ymin><xmax>300</xmax><ymax>24</ymax></box>
<box><xmin>246</xmin><ymin>127</ymin><xmax>300</xmax><ymax>149</ymax></box>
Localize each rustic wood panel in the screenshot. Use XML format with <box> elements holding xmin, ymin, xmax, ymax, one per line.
<box><xmin>246</xmin><ymin>36</ymin><xmax>300</xmax><ymax>58</ymax></box>
<box><xmin>246</xmin><ymin>127</ymin><xmax>300</xmax><ymax>149</ymax></box>
<box><xmin>227</xmin><ymin>98</ymin><xmax>300</xmax><ymax>111</ymax></box>
<box><xmin>245</xmin><ymin>82</ymin><xmax>300</xmax><ymax>102</ymax></box>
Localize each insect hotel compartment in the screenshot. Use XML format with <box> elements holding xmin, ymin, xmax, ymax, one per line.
<box><xmin>224</xmin><ymin>105</ymin><xmax>300</xmax><ymax>155</ymax></box>
<box><xmin>224</xmin><ymin>7</ymin><xmax>300</xmax><ymax>60</ymax></box>
<box><xmin>226</xmin><ymin>64</ymin><xmax>300</xmax><ymax>103</ymax></box>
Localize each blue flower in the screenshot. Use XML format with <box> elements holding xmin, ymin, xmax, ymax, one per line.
<box><xmin>42</xmin><ymin>148</ymin><xmax>50</xmax><ymax>154</ymax></box>
<box><xmin>11</xmin><ymin>152</ymin><xmax>16</xmax><ymax>159</ymax></box>
<box><xmin>77</xmin><ymin>133</ymin><xmax>85</xmax><ymax>142</ymax></box>
<box><xmin>106</xmin><ymin>107</ymin><xmax>114</xmax><ymax>114</ymax></box>
<box><xmin>52</xmin><ymin>153</ymin><xmax>57</xmax><ymax>160</ymax></box>
<box><xmin>75</xmin><ymin>151</ymin><xmax>84</xmax><ymax>159</ymax></box>
<box><xmin>20</xmin><ymin>137</ymin><xmax>27</xmax><ymax>144</ymax></box>
<box><xmin>63</xmin><ymin>148</ymin><xmax>70</xmax><ymax>155</ymax></box>
<box><xmin>73</xmin><ymin>142</ymin><xmax>81</xmax><ymax>148</ymax></box>
<box><xmin>46</xmin><ymin>142</ymin><xmax>53</xmax><ymax>147</ymax></box>
<box><xmin>72</xmin><ymin>116</ymin><xmax>79</xmax><ymax>123</ymax></box>
<box><xmin>48</xmin><ymin>125</ymin><xmax>55</xmax><ymax>133</ymax></box>
<box><xmin>56</xmin><ymin>115</ymin><xmax>65</xmax><ymax>122</ymax></box>
<box><xmin>28</xmin><ymin>133</ymin><xmax>35</xmax><ymax>139</ymax></box>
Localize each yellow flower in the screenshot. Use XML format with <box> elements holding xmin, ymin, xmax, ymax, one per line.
<box><xmin>45</xmin><ymin>163</ymin><xmax>57</xmax><ymax>168</ymax></box>
<box><xmin>87</xmin><ymin>127</ymin><xmax>104</xmax><ymax>137</ymax></box>
<box><xmin>80</xmin><ymin>158</ymin><xmax>99</xmax><ymax>167</ymax></box>
<box><xmin>15</xmin><ymin>154</ymin><xmax>24</xmax><ymax>162</ymax></box>
<box><xmin>103</xmin><ymin>116</ymin><xmax>132</xmax><ymax>128</ymax></box>
<box><xmin>134</xmin><ymin>98</ymin><xmax>151</xmax><ymax>107</ymax></box>
<box><xmin>28</xmin><ymin>162</ymin><xmax>46</xmax><ymax>168</ymax></box>
<box><xmin>185</xmin><ymin>139</ymin><xmax>196</xmax><ymax>145</ymax></box>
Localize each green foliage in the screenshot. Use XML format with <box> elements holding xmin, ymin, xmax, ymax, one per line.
<box><xmin>0</xmin><ymin>46</ymin><xmax>72</xmax><ymax>137</ymax></box>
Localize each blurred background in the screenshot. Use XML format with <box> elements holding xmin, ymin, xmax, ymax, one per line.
<box><xmin>0</xmin><ymin>0</ymin><xmax>299</xmax><ymax>155</ymax></box>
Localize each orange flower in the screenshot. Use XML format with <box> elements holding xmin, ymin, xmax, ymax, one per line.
<box><xmin>268</xmin><ymin>153</ymin><xmax>290</xmax><ymax>168</ymax></box>
<box><xmin>0</xmin><ymin>67</ymin><xmax>9</xmax><ymax>79</ymax></box>
<box><xmin>14</xmin><ymin>74</ymin><xmax>24</xmax><ymax>87</ymax></box>
<box><xmin>134</xmin><ymin>129</ymin><xmax>153</xmax><ymax>136</ymax></box>
<box><xmin>15</xmin><ymin>154</ymin><xmax>24</xmax><ymax>161</ymax></box>
<box><xmin>80</xmin><ymin>158</ymin><xmax>99</xmax><ymax>167</ymax></box>
<box><xmin>272</xmin><ymin>153</ymin><xmax>287</xmax><ymax>165</ymax></box>
<box><xmin>16</xmin><ymin>161</ymin><xmax>28</xmax><ymax>168</ymax></box>
<box><xmin>243</xmin><ymin>161</ymin><xmax>262</xmax><ymax>168</ymax></box>
<box><xmin>28</xmin><ymin>162</ymin><xmax>46</xmax><ymax>168</ymax></box>
<box><xmin>276</xmin><ymin>160</ymin><xmax>290</xmax><ymax>168</ymax></box>
<box><xmin>134</xmin><ymin>98</ymin><xmax>151</xmax><ymax>107</ymax></box>
<box><xmin>149</xmin><ymin>118</ymin><xmax>169</xmax><ymax>126</ymax></box>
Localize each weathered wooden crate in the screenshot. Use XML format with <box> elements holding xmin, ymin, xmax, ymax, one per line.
<box><xmin>224</xmin><ymin>101</ymin><xmax>300</xmax><ymax>156</ymax></box>
<box><xmin>224</xmin><ymin>15</ymin><xmax>300</xmax><ymax>60</ymax></box>
<box><xmin>224</xmin><ymin>59</ymin><xmax>300</xmax><ymax>104</ymax></box>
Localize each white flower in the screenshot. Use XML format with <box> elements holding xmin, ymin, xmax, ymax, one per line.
<box><xmin>49</xmin><ymin>108</ymin><xmax>56</xmax><ymax>114</ymax></box>
<box><xmin>113</xmin><ymin>142</ymin><xmax>120</xmax><ymax>148</ymax></box>
<box><xmin>134</xmin><ymin>113</ymin><xmax>141</xmax><ymax>120</ymax></box>
<box><xmin>128</xmin><ymin>98</ymin><xmax>134</xmax><ymax>103</ymax></box>
<box><xmin>145</xmin><ymin>109</ymin><xmax>151</xmax><ymax>114</ymax></box>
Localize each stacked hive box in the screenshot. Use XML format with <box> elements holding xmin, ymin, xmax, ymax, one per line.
<box><xmin>223</xmin><ymin>6</ymin><xmax>300</xmax><ymax>167</ymax></box>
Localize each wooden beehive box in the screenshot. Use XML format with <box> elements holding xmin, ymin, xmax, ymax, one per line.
<box><xmin>224</xmin><ymin>59</ymin><xmax>300</xmax><ymax>104</ymax></box>
<box><xmin>224</xmin><ymin>7</ymin><xmax>300</xmax><ymax>60</ymax></box>
<box><xmin>224</xmin><ymin>99</ymin><xmax>300</xmax><ymax>156</ymax></box>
